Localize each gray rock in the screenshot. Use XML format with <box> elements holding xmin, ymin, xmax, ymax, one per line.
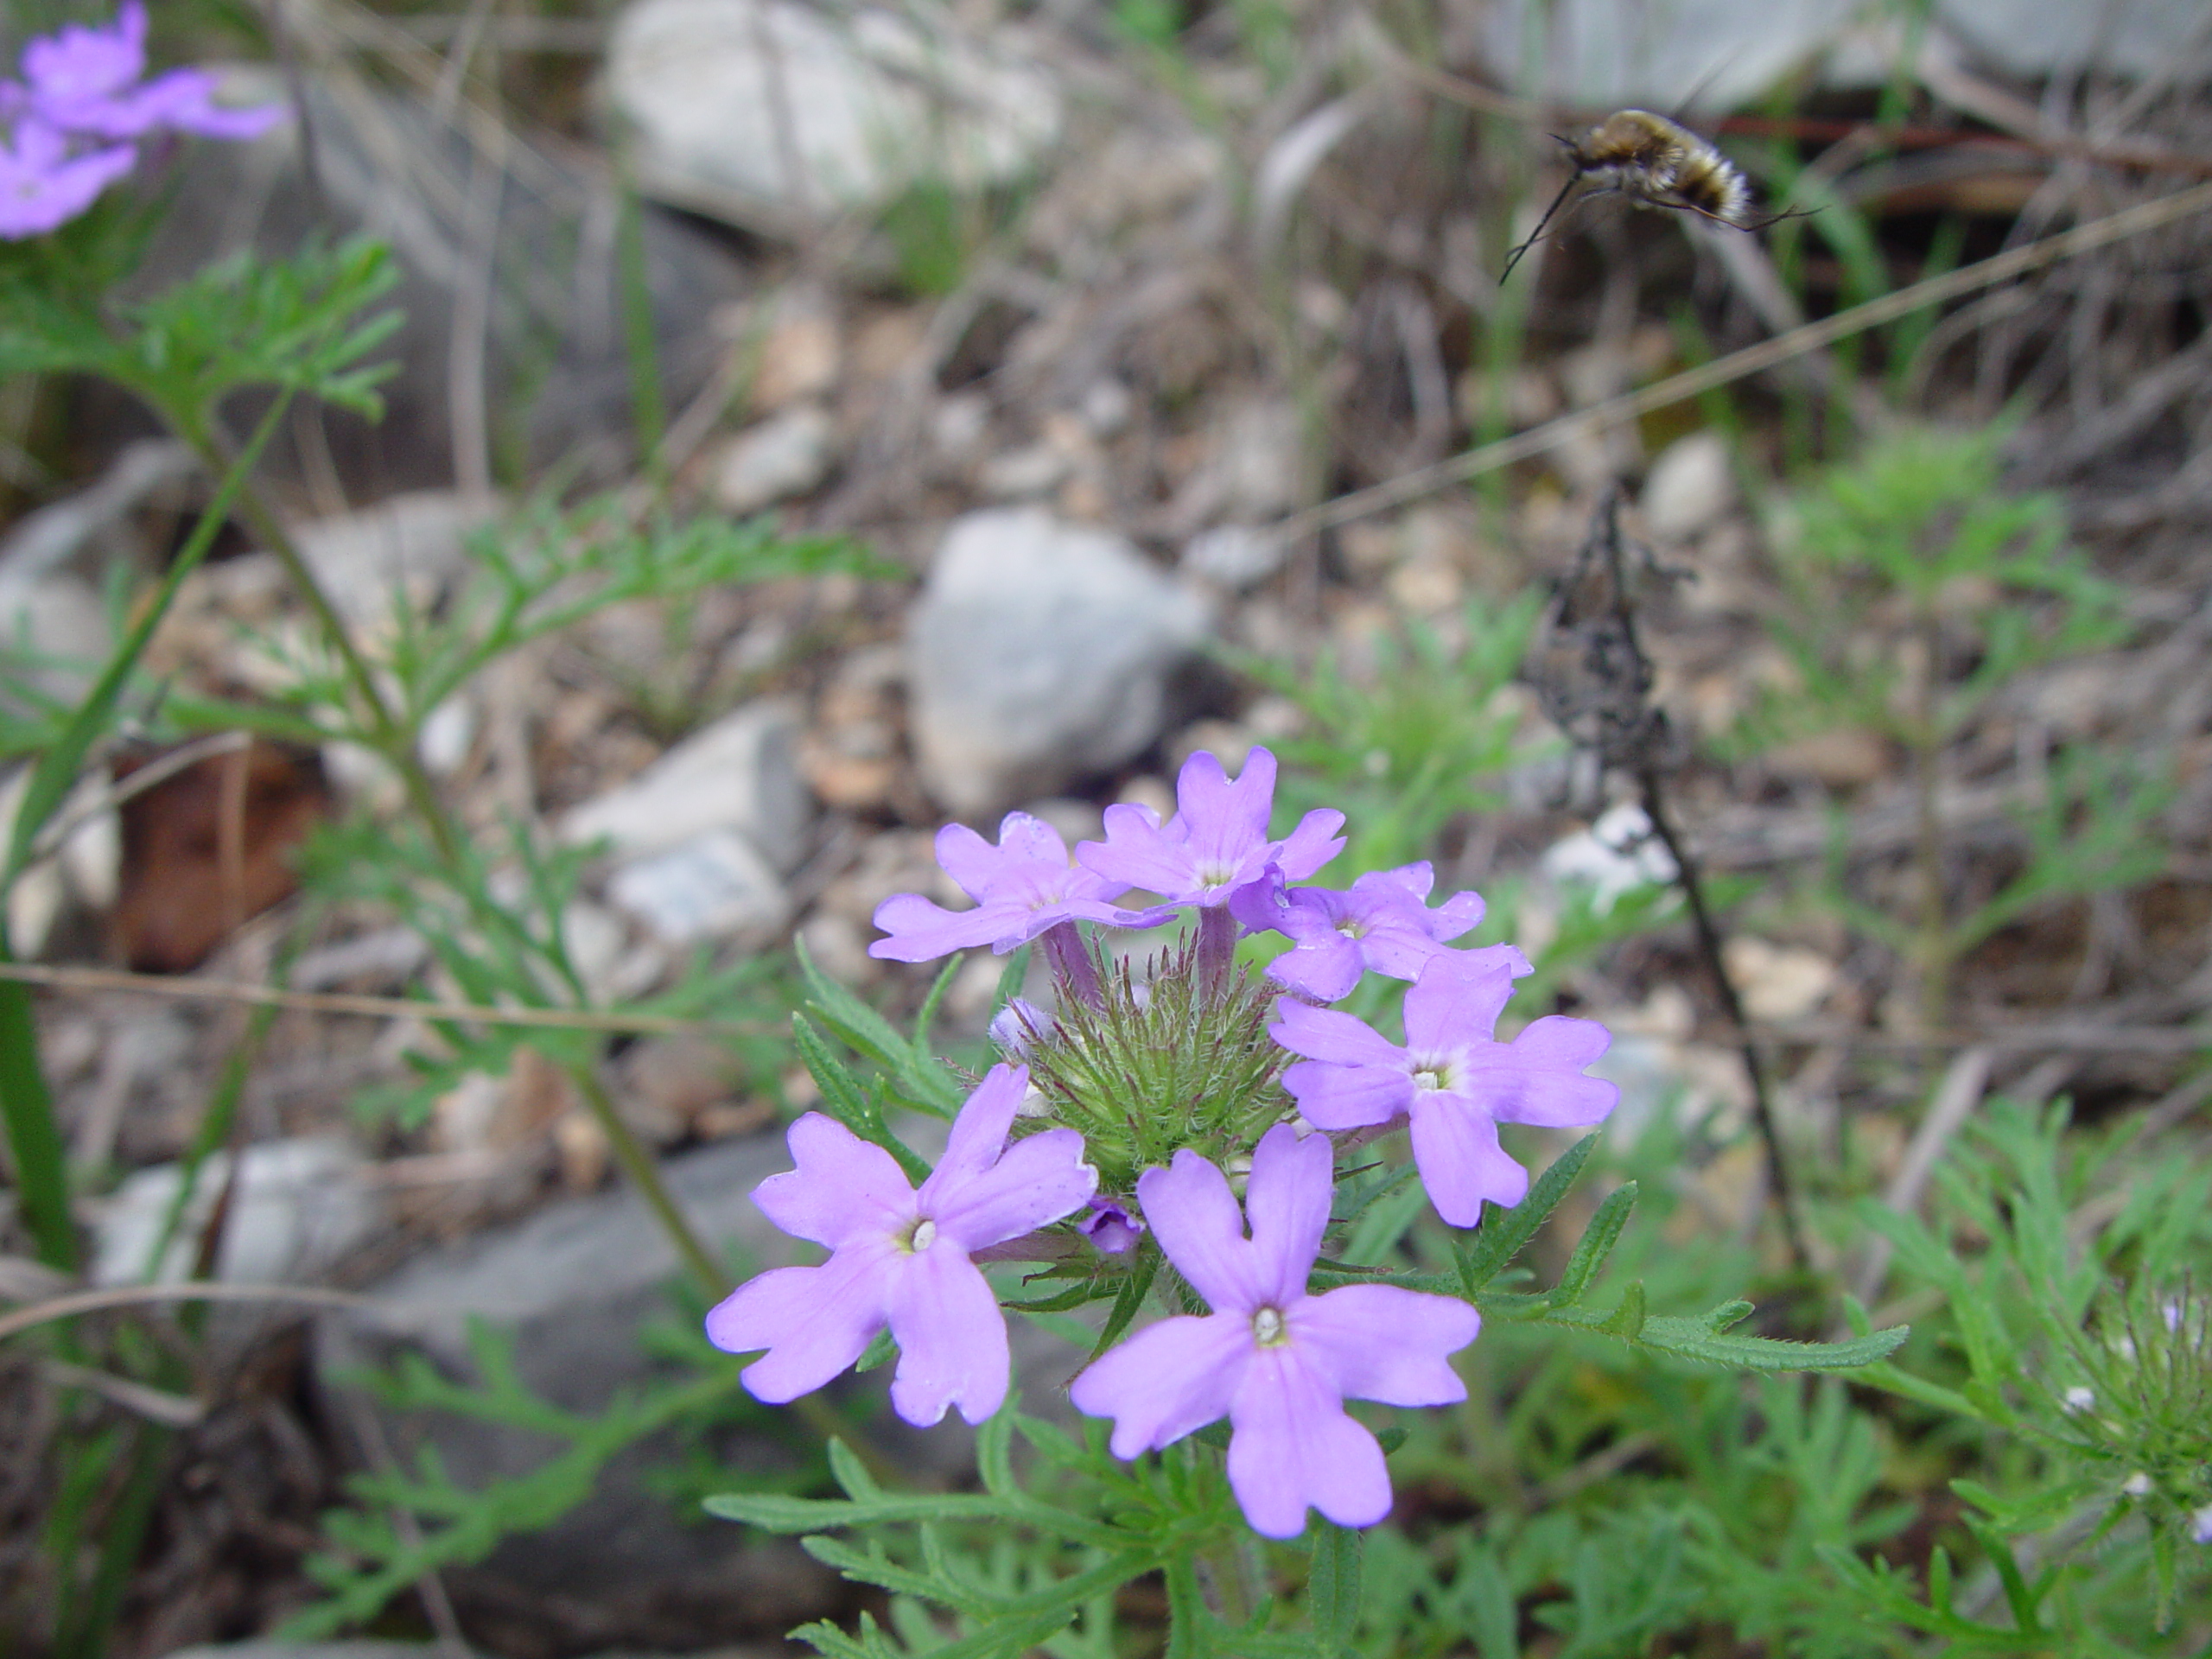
<box><xmin>607</xmin><ymin>0</ymin><xmax>1062</xmax><ymax>234</ymax></box>
<box><xmin>1641</xmin><ymin>431</ymin><xmax>1735</xmax><ymax>542</ymax></box>
<box><xmin>606</xmin><ymin>827</ymin><xmax>791</xmax><ymax>943</ymax></box>
<box><xmin>709</xmin><ymin>405</ymin><xmax>836</xmax><ymax>513</ymax></box>
<box><xmin>315</xmin><ymin>1130</ymin><xmax>1083</xmax><ymax>1652</ymax></box>
<box><xmin>289</xmin><ymin>491</ymin><xmax>501</xmax><ymax>626</ymax></box>
<box><xmin>908</xmin><ymin>508</ymin><xmax>1211</xmax><ymax>814</ymax></box>
<box><xmin>92</xmin><ymin>1136</ymin><xmax>385</xmax><ymax>1291</ymax></box>
<box><xmin>1181</xmin><ymin>524</ymin><xmax>1287</xmax><ymax>591</ymax></box>
<box><xmin>558</xmin><ymin>699</ymin><xmax>810</xmax><ymax>871</ymax></box>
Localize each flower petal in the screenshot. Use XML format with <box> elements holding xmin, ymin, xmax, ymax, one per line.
<box><xmin>1227</xmin><ymin>1346</ymin><xmax>1393</xmax><ymax>1537</ymax></box>
<box><xmin>931</xmin><ymin>1127</ymin><xmax>1096</xmax><ymax>1252</ymax></box>
<box><xmin>1077</xmin><ymin>802</ymin><xmax>1188</xmax><ymax>897</ymax></box>
<box><xmin>869</xmin><ymin>892</ymin><xmax>1016</xmax><ymax>961</ymax></box>
<box><xmin>1408</xmin><ymin>1096</ymin><xmax>1529</xmax><ymax>1226</ymax></box>
<box><xmin>1280</xmin><ymin>1058</ymin><xmax>1410</xmax><ymax>1131</ymax></box>
<box><xmin>1269</xmin><ymin>1001</ymin><xmax>1405</xmax><ymax>1068</ymax></box>
<box><xmin>1401</xmin><ymin>950</ymin><xmax>1522</xmax><ymax>1048</ymax></box>
<box><xmin>1271</xmin><ymin>807</ymin><xmax>1347</xmax><ymax>884</ymax></box>
<box><xmin>708</xmin><ymin>1242</ymin><xmax>894</xmax><ymax>1403</ymax></box>
<box><xmin>886</xmin><ymin>1242</ymin><xmax>1010</xmax><ymax>1426</ymax></box>
<box><xmin>1069</xmin><ymin>1313</ymin><xmax>1249</xmax><ymax>1458</ymax></box>
<box><xmin>933</xmin><ymin>820</ymin><xmax>1007</xmax><ymax>901</ymax></box>
<box><xmin>918</xmin><ymin>1063</ymin><xmax>1025</xmax><ymax>1203</ymax></box>
<box><xmin>752</xmin><ymin>1113</ymin><xmax>916</xmax><ymax>1247</ymax></box>
<box><xmin>1471</xmin><ymin>1020</ymin><xmax>1621</xmax><ymax>1128</ymax></box>
<box><xmin>1243</xmin><ymin>1124</ymin><xmax>1332</xmax><ymax>1307</ymax></box>
<box><xmin>1292</xmin><ymin>1284</ymin><xmax>1478</xmax><ymax>1405</ymax></box>
<box><xmin>1136</xmin><ymin>1148</ymin><xmax>1265</xmax><ymax>1313</ymax></box>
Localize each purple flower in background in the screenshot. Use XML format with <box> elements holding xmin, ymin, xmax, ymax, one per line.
<box><xmin>1273</xmin><ymin>949</ymin><xmax>1618</xmax><ymax>1226</ymax></box>
<box><xmin>871</xmin><ymin>812</ymin><xmax>1168</xmax><ymax>963</ymax></box>
<box><xmin>0</xmin><ymin>118</ymin><xmax>134</xmax><ymax>238</ymax></box>
<box><xmin>705</xmin><ymin>1064</ymin><xmax>1096</xmax><ymax>1427</ymax></box>
<box><xmin>16</xmin><ymin>2</ymin><xmax>283</xmax><ymax>142</ymax></box>
<box><xmin>2193</xmin><ymin>1503</ymin><xmax>2212</xmax><ymax>1547</ymax></box>
<box><xmin>1078</xmin><ymin>747</ymin><xmax>1344</xmax><ymax>910</ymax></box>
<box><xmin>1071</xmin><ymin>1124</ymin><xmax>1479</xmax><ymax>1538</ymax></box>
<box><xmin>0</xmin><ymin>3</ymin><xmax>282</xmax><ymax>241</ymax></box>
<box><xmin>1231</xmin><ymin>861</ymin><xmax>1487</xmax><ymax>1001</ymax></box>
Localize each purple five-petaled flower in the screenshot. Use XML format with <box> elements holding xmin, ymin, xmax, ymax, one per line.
<box><xmin>1231</xmin><ymin>861</ymin><xmax>1486</xmax><ymax>1001</ymax></box>
<box><xmin>705</xmin><ymin>1064</ymin><xmax>1096</xmax><ymax>1427</ymax></box>
<box><xmin>1078</xmin><ymin>747</ymin><xmax>1344</xmax><ymax>910</ymax></box>
<box><xmin>871</xmin><ymin>811</ymin><xmax>1168</xmax><ymax>963</ymax></box>
<box><xmin>0</xmin><ymin>117</ymin><xmax>134</xmax><ymax>238</ymax></box>
<box><xmin>0</xmin><ymin>3</ymin><xmax>283</xmax><ymax>242</ymax></box>
<box><xmin>1071</xmin><ymin>1123</ymin><xmax>1479</xmax><ymax>1538</ymax></box>
<box><xmin>12</xmin><ymin>2</ymin><xmax>283</xmax><ymax>142</ymax></box>
<box><xmin>1272</xmin><ymin>949</ymin><xmax>1618</xmax><ymax>1226</ymax></box>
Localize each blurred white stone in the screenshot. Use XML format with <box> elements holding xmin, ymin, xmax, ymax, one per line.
<box><xmin>710</xmin><ymin>404</ymin><xmax>836</xmax><ymax>513</ymax></box>
<box><xmin>288</xmin><ymin>491</ymin><xmax>499</xmax><ymax>626</ymax></box>
<box><xmin>0</xmin><ymin>575</ymin><xmax>108</xmax><ymax>704</ymax></box>
<box><xmin>1467</xmin><ymin>1</ymin><xmax>2209</xmax><ymax>113</ymax></box>
<box><xmin>607</xmin><ymin>0</ymin><xmax>1063</xmax><ymax>233</ymax></box>
<box><xmin>1643</xmin><ymin>431</ymin><xmax>1736</xmax><ymax>542</ymax></box>
<box><xmin>978</xmin><ymin>442</ymin><xmax>1072</xmax><ymax>500</ymax></box>
<box><xmin>417</xmin><ymin>694</ymin><xmax>476</xmax><ymax>776</ymax></box>
<box><xmin>907</xmin><ymin>508</ymin><xmax>1210</xmax><ymax>814</ymax></box>
<box><xmin>606</xmin><ymin>828</ymin><xmax>791</xmax><ymax>943</ymax></box>
<box><xmin>558</xmin><ymin>698</ymin><xmax>810</xmax><ymax>870</ymax></box>
<box><xmin>1181</xmin><ymin>524</ymin><xmax>1286</xmax><ymax>591</ymax></box>
<box><xmin>1541</xmin><ymin>803</ymin><xmax>1678</xmax><ymax>911</ymax></box>
<box><xmin>1723</xmin><ymin>936</ymin><xmax>1836</xmax><ymax>1021</ymax></box>
<box><xmin>92</xmin><ymin>1137</ymin><xmax>385</xmax><ymax>1288</ymax></box>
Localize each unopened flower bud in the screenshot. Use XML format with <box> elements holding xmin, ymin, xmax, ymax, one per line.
<box><xmin>1077</xmin><ymin>1196</ymin><xmax>1146</xmax><ymax>1255</ymax></box>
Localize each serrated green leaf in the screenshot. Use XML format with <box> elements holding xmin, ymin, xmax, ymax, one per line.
<box><xmin>1630</xmin><ymin>1314</ymin><xmax>1910</xmax><ymax>1372</ymax></box>
<box><xmin>1310</xmin><ymin>1522</ymin><xmax>1362</xmax><ymax>1658</ymax></box>
<box><xmin>1454</xmin><ymin>1135</ymin><xmax>1597</xmax><ymax>1294</ymax></box>
<box><xmin>826</xmin><ymin>1437</ymin><xmax>882</xmax><ymax>1502</ymax></box>
<box><xmin>1599</xmin><ymin>1280</ymin><xmax>1647</xmax><ymax>1337</ymax></box>
<box><xmin>855</xmin><ymin>1328</ymin><xmax>898</xmax><ymax>1373</ymax></box>
<box><xmin>1548</xmin><ymin>1181</ymin><xmax>1637</xmax><ymax>1308</ymax></box>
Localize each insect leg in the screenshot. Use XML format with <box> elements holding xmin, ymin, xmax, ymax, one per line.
<box><xmin>1501</xmin><ymin>169</ymin><xmax>1585</xmax><ymax>282</ymax></box>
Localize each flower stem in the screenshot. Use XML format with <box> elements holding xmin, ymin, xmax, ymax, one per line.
<box><xmin>570</xmin><ymin>1065</ymin><xmax>726</xmax><ymax>1297</ymax></box>
<box><xmin>1197</xmin><ymin>904</ymin><xmax>1237</xmax><ymax>1002</ymax></box>
<box><xmin>1042</xmin><ymin>920</ymin><xmax>1104</xmax><ymax>1009</ymax></box>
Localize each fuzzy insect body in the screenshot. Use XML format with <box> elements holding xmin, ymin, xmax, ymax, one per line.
<box><xmin>1502</xmin><ymin>109</ymin><xmax>1788</xmax><ymax>280</ymax></box>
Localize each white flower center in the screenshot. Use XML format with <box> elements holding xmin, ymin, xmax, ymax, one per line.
<box><xmin>1336</xmin><ymin>918</ymin><xmax>1367</xmax><ymax>939</ymax></box>
<box><xmin>906</xmin><ymin>1218</ymin><xmax>938</xmax><ymax>1253</ymax></box>
<box><xmin>1250</xmin><ymin>1306</ymin><xmax>1287</xmax><ymax>1346</ymax></box>
<box><xmin>1196</xmin><ymin>862</ymin><xmax>1237</xmax><ymax>892</ymax></box>
<box><xmin>1408</xmin><ymin>1049</ymin><xmax>1462</xmax><ymax>1096</ymax></box>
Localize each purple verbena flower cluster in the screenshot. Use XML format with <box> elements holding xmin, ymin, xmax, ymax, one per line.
<box><xmin>1</xmin><ymin>3</ymin><xmax>281</xmax><ymax>240</ymax></box>
<box><xmin>708</xmin><ymin>747</ymin><xmax>1619</xmax><ymax>1538</ymax></box>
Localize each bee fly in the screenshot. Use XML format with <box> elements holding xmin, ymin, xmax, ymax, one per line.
<box><xmin>1500</xmin><ymin>109</ymin><xmax>1807</xmax><ymax>281</ymax></box>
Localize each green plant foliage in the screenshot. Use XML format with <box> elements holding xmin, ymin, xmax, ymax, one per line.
<box><xmin>287</xmin><ymin>1319</ymin><xmax>795</xmax><ymax>1639</ymax></box>
<box><xmin>1232</xmin><ymin>591</ymin><xmax>1544</xmax><ymax>873</ymax></box>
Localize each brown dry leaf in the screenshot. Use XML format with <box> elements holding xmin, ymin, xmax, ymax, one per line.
<box><xmin>112</xmin><ymin>740</ymin><xmax>330</xmax><ymax>972</ymax></box>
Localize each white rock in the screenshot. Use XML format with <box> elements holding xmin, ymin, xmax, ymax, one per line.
<box><xmin>416</xmin><ymin>693</ymin><xmax>475</xmax><ymax>776</ymax></box>
<box><xmin>710</xmin><ymin>404</ymin><xmax>836</xmax><ymax>513</ymax></box>
<box><xmin>1722</xmin><ymin>936</ymin><xmax>1836</xmax><ymax>1022</ymax></box>
<box><xmin>606</xmin><ymin>828</ymin><xmax>790</xmax><ymax>943</ymax></box>
<box><xmin>557</xmin><ymin>698</ymin><xmax>810</xmax><ymax>870</ymax></box>
<box><xmin>977</xmin><ymin>442</ymin><xmax>1071</xmax><ymax>500</ymax></box>
<box><xmin>92</xmin><ymin>1136</ymin><xmax>385</xmax><ymax>1288</ymax></box>
<box><xmin>907</xmin><ymin>508</ymin><xmax>1211</xmax><ymax>814</ymax></box>
<box><xmin>607</xmin><ymin>0</ymin><xmax>1062</xmax><ymax>232</ymax></box>
<box><xmin>1541</xmin><ymin>803</ymin><xmax>1678</xmax><ymax>912</ymax></box>
<box><xmin>1181</xmin><ymin>524</ymin><xmax>1286</xmax><ymax>591</ymax></box>
<box><xmin>0</xmin><ymin>575</ymin><xmax>109</xmax><ymax>704</ymax></box>
<box><xmin>1643</xmin><ymin>431</ymin><xmax>1736</xmax><ymax>542</ymax></box>
<box><xmin>289</xmin><ymin>490</ymin><xmax>499</xmax><ymax>626</ymax></box>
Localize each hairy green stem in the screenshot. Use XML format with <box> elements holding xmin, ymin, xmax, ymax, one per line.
<box><xmin>570</xmin><ymin>1064</ymin><xmax>725</xmax><ymax>1296</ymax></box>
